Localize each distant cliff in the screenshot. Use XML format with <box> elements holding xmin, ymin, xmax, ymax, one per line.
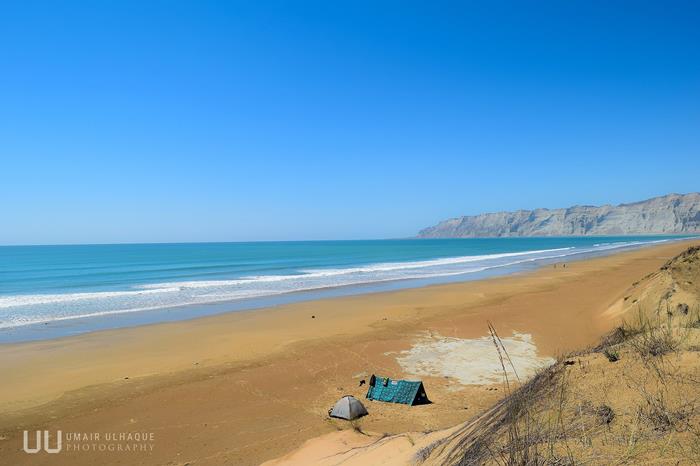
<box><xmin>418</xmin><ymin>193</ymin><xmax>700</xmax><ymax>238</ymax></box>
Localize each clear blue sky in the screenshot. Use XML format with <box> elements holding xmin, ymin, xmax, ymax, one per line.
<box><xmin>2</xmin><ymin>1</ymin><xmax>699</xmax><ymax>245</ymax></box>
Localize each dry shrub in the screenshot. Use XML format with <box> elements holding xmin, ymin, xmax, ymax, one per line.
<box><xmin>594</xmin><ymin>404</ymin><xmax>615</xmax><ymax>426</ymax></box>
<box><xmin>632</xmin><ymin>329</ymin><xmax>678</xmax><ymax>357</ymax></box>
<box><xmin>594</xmin><ymin>326</ymin><xmax>637</xmax><ymax>352</ymax></box>
<box><xmin>603</xmin><ymin>348</ymin><xmax>620</xmax><ymax>362</ymax></box>
<box><xmin>638</xmin><ymin>395</ymin><xmax>693</xmax><ymax>433</ymax></box>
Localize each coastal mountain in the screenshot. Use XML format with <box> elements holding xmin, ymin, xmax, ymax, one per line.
<box><xmin>418</xmin><ymin>193</ymin><xmax>700</xmax><ymax>238</ymax></box>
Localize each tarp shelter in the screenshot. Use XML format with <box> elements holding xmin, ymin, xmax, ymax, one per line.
<box><xmin>365</xmin><ymin>374</ymin><xmax>430</xmax><ymax>406</ymax></box>
<box><xmin>329</xmin><ymin>395</ymin><xmax>368</xmax><ymax>420</ymax></box>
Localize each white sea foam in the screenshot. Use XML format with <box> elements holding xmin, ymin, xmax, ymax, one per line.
<box><xmin>0</xmin><ymin>287</ymin><xmax>183</xmax><ymax>309</ymax></box>
<box><xmin>0</xmin><ymin>240</ymin><xmax>670</xmax><ymax>329</ymax></box>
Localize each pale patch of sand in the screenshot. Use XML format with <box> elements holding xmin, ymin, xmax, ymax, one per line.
<box><xmin>393</xmin><ymin>331</ymin><xmax>556</xmax><ymax>385</ymax></box>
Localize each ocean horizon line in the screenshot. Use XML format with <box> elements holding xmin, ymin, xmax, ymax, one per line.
<box><xmin>1</xmin><ymin>233</ymin><xmax>698</xmax><ymax>248</ymax></box>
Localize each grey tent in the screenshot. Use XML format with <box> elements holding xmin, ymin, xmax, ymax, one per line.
<box><xmin>329</xmin><ymin>395</ymin><xmax>368</xmax><ymax>420</ymax></box>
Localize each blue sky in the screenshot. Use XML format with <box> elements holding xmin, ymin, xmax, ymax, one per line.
<box><xmin>1</xmin><ymin>1</ymin><xmax>699</xmax><ymax>244</ymax></box>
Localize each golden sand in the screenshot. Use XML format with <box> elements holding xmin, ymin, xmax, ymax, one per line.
<box><xmin>0</xmin><ymin>240</ymin><xmax>697</xmax><ymax>465</ymax></box>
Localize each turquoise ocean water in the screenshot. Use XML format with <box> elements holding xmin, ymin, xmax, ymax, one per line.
<box><xmin>0</xmin><ymin>237</ymin><xmax>691</xmax><ymax>342</ymax></box>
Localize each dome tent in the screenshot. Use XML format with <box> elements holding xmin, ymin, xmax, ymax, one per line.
<box><xmin>329</xmin><ymin>395</ymin><xmax>368</xmax><ymax>420</ymax></box>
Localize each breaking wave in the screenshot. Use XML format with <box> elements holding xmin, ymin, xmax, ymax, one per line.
<box><xmin>0</xmin><ymin>240</ymin><xmax>670</xmax><ymax>329</ymax></box>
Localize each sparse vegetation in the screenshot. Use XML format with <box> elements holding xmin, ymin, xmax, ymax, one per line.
<box><xmin>603</xmin><ymin>348</ymin><xmax>619</xmax><ymax>362</ymax></box>
<box><xmin>630</xmin><ymin>326</ymin><xmax>678</xmax><ymax>357</ymax></box>
<box><xmin>594</xmin><ymin>404</ymin><xmax>615</xmax><ymax>425</ymax></box>
<box><xmin>424</xmin><ymin>246</ymin><xmax>700</xmax><ymax>466</ymax></box>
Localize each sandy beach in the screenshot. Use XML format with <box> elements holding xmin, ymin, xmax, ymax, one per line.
<box><xmin>0</xmin><ymin>239</ymin><xmax>697</xmax><ymax>465</ymax></box>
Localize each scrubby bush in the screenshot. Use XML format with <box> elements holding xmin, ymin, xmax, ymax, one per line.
<box><xmin>603</xmin><ymin>348</ymin><xmax>620</xmax><ymax>362</ymax></box>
